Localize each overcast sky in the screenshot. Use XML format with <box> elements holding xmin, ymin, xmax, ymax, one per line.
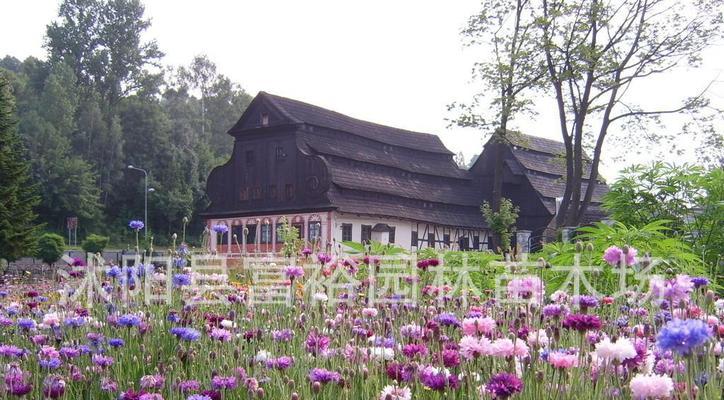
<box><xmin>1</xmin><ymin>0</ymin><xmax>722</xmax><ymax>180</ymax></box>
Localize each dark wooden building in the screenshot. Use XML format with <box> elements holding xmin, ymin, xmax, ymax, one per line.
<box><xmin>201</xmin><ymin>92</ymin><xmax>607</xmax><ymax>253</ymax></box>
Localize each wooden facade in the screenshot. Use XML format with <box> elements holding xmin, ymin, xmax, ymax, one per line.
<box><xmin>201</xmin><ymin>92</ymin><xmax>606</xmax><ymax>253</ymax></box>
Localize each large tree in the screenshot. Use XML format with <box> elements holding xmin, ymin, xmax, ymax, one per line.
<box><xmin>0</xmin><ymin>73</ymin><xmax>42</xmax><ymax>261</ymax></box>
<box><xmin>452</xmin><ymin>0</ymin><xmax>543</xmax><ymax>249</ymax></box>
<box><xmin>538</xmin><ymin>0</ymin><xmax>722</xmax><ymax>226</ymax></box>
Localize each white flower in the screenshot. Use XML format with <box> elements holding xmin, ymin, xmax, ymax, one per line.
<box><xmin>42</xmin><ymin>312</ymin><xmax>60</xmax><ymax>327</ymax></box>
<box><xmin>220</xmin><ymin>319</ymin><xmax>236</xmax><ymax>329</ymax></box>
<box><xmin>369</xmin><ymin>347</ymin><xmax>395</xmax><ymax>361</ymax></box>
<box><xmin>379</xmin><ymin>385</ymin><xmax>411</xmax><ymax>400</ymax></box>
<box><xmin>527</xmin><ymin>329</ymin><xmax>549</xmax><ymax>348</ymax></box>
<box><xmin>595</xmin><ymin>337</ymin><xmax>637</xmax><ymax>362</ymax></box>
<box><xmin>254</xmin><ymin>350</ymin><xmax>271</xmax><ymax>363</ymax></box>
<box><xmin>718</xmin><ymin>358</ymin><xmax>724</xmax><ymax>373</ymax></box>
<box><xmin>313</xmin><ymin>293</ymin><xmax>328</xmax><ymax>302</ymax></box>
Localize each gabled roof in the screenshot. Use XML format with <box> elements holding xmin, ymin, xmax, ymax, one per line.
<box><xmin>230</xmin><ymin>91</ymin><xmax>453</xmax><ymax>155</ymax></box>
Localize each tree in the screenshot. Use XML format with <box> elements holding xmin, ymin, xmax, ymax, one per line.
<box><xmin>481</xmin><ymin>198</ymin><xmax>520</xmax><ymax>253</ymax></box>
<box><xmin>46</xmin><ymin>0</ymin><xmax>163</xmax><ymax>107</ymax></box>
<box><xmin>36</xmin><ymin>233</ymin><xmax>65</xmax><ymax>266</ymax></box>
<box><xmin>0</xmin><ymin>73</ymin><xmax>42</xmax><ymax>262</ymax></box>
<box><xmin>452</xmin><ymin>0</ymin><xmax>542</xmax><ymax>248</ymax></box>
<box><xmin>603</xmin><ymin>162</ymin><xmax>723</xmax><ymax>267</ymax></box>
<box><xmin>537</xmin><ymin>0</ymin><xmax>722</xmax><ymax>227</ymax></box>
<box><xmin>81</xmin><ymin>233</ymin><xmax>109</xmax><ymax>254</ymax></box>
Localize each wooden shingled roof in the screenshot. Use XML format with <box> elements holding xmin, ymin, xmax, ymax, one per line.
<box><xmin>501</xmin><ymin>132</ymin><xmax>608</xmax><ymax>215</ymax></box>
<box><xmin>260</xmin><ymin>92</ymin><xmax>454</xmax><ymax>155</ymax></box>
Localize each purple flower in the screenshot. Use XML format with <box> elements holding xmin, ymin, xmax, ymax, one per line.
<box><xmin>211</xmin><ymin>375</ymin><xmax>237</xmax><ymax>390</ymax></box>
<box><xmin>284</xmin><ymin>265</ymin><xmax>305</xmax><ymax>279</ymax></box>
<box><xmin>272</xmin><ymin>329</ymin><xmax>294</xmax><ymax>342</ymax></box>
<box><xmin>0</xmin><ymin>345</ymin><xmax>25</xmax><ymax>358</ymax></box>
<box><xmin>170</xmin><ymin>327</ymin><xmax>202</xmax><ymax>342</ymax></box>
<box><xmin>173</xmin><ymin>273</ymin><xmax>192</xmax><ymax>287</ymax></box>
<box><xmin>562</xmin><ymin>314</ymin><xmax>602</xmax><ymax>332</ymax></box>
<box><xmin>16</xmin><ymin>318</ymin><xmax>36</xmax><ymax>330</ymax></box>
<box><xmin>5</xmin><ymin>371</ymin><xmax>32</xmax><ymax>396</ymax></box>
<box><xmin>43</xmin><ymin>375</ymin><xmax>66</xmax><ymax>399</ymax></box>
<box><xmin>317</xmin><ymin>253</ymin><xmax>332</xmax><ymax>264</ymax></box>
<box><xmin>485</xmin><ymin>372</ymin><xmax>524</xmax><ymax>399</ymax></box>
<box><xmin>118</xmin><ymin>314</ymin><xmax>142</xmax><ymax>327</ymax></box>
<box><xmin>109</xmin><ymin>338</ymin><xmax>125</xmax><ymax>348</ymax></box>
<box><xmin>92</xmin><ymin>354</ymin><xmax>114</xmax><ymax>368</ymax></box>
<box><xmin>690</xmin><ymin>277</ymin><xmax>709</xmax><ymax>288</ymax></box>
<box><xmin>266</xmin><ymin>356</ymin><xmax>294</xmax><ymax>370</ymax></box>
<box><xmin>308</xmin><ymin>368</ymin><xmax>341</xmax><ymax>384</ymax></box>
<box><xmin>129</xmin><ymin>220</ymin><xmax>145</xmax><ymax>231</ymax></box>
<box><xmin>657</xmin><ymin>319</ymin><xmax>712</xmax><ymax>356</ymax></box>
<box><xmin>305</xmin><ymin>332</ymin><xmax>331</xmax><ymax>355</ymax></box>
<box><xmin>436</xmin><ymin>313</ymin><xmax>461</xmax><ymax>327</ymax></box>
<box><xmin>572</xmin><ymin>295</ymin><xmax>599</xmax><ymax>309</ymax></box>
<box><xmin>419</xmin><ymin>366</ymin><xmax>459</xmax><ymax>391</ymax></box>
<box><xmin>212</xmin><ymin>223</ymin><xmax>229</xmax><ymax>234</ymax></box>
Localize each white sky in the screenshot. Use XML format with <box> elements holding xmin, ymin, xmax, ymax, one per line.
<box><xmin>1</xmin><ymin>0</ymin><xmax>722</xmax><ymax>180</ymax></box>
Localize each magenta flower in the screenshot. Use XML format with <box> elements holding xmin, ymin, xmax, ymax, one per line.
<box><xmin>484</xmin><ymin>372</ymin><xmax>524</xmax><ymax>399</ymax></box>
<box><xmin>211</xmin><ymin>375</ymin><xmax>238</xmax><ymax>390</ymax></box>
<box><xmin>284</xmin><ymin>265</ymin><xmax>305</xmax><ymax>279</ymax></box>
<box><xmin>305</xmin><ymin>332</ymin><xmax>331</xmax><ymax>355</ymax></box>
<box><xmin>603</xmin><ymin>245</ymin><xmax>637</xmax><ymax>266</ymax></box>
<box><xmin>562</xmin><ymin>314</ymin><xmax>602</xmax><ymax>332</ymax></box>
<box><xmin>308</xmin><ymin>368</ymin><xmax>341</xmax><ymax>384</ymax></box>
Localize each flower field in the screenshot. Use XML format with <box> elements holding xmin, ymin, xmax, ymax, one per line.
<box><xmin>0</xmin><ymin>248</ymin><xmax>722</xmax><ymax>399</ymax></box>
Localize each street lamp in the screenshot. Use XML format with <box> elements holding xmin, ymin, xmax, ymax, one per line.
<box><xmin>127</xmin><ymin>165</ymin><xmax>152</xmax><ymax>239</ymax></box>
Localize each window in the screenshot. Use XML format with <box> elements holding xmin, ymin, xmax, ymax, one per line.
<box><xmin>411</xmin><ymin>231</ymin><xmax>418</xmax><ymax>246</ymax></box>
<box><xmin>261</xmin><ymin>113</ymin><xmax>269</xmax><ymax>126</ymax></box>
<box><xmin>389</xmin><ymin>226</ymin><xmax>396</xmax><ymax>244</ymax></box>
<box><xmin>427</xmin><ymin>233</ymin><xmax>435</xmax><ymax>247</ymax></box>
<box><xmin>361</xmin><ymin>225</ymin><xmax>372</xmax><ymax>244</ymax></box>
<box><xmin>239</xmin><ymin>187</ymin><xmax>249</xmax><ymax>201</ymax></box>
<box><xmin>245</xmin><ymin>150</ymin><xmax>255</xmax><ymax>166</ymax></box>
<box><xmin>231</xmin><ymin>225</ymin><xmax>244</xmax><ymax>243</ymax></box>
<box><xmin>275</xmin><ymin>146</ymin><xmax>286</xmax><ymax>160</ymax></box>
<box><xmin>473</xmin><ymin>235</ymin><xmax>480</xmax><ymax>250</ymax></box>
<box><xmin>342</xmin><ymin>223</ymin><xmax>352</xmax><ymax>242</ymax></box>
<box><xmin>269</xmin><ymin>185</ymin><xmax>278</xmax><ymax>200</ymax></box>
<box><xmin>458</xmin><ymin>236</ymin><xmax>470</xmax><ymax>251</ymax></box>
<box><xmin>292</xmin><ymin>222</ymin><xmax>304</xmax><ymax>238</ymax></box>
<box><xmin>443</xmin><ymin>234</ymin><xmax>450</xmax><ymax>247</ymax></box>
<box><xmin>309</xmin><ymin>221</ymin><xmax>322</xmax><ymax>241</ymax></box>
<box><xmin>276</xmin><ymin>224</ymin><xmax>285</xmax><ymax>243</ymax></box>
<box><xmin>246</xmin><ymin>224</ymin><xmax>257</xmax><ymax>244</ymax></box>
<box><xmin>260</xmin><ymin>224</ymin><xmax>272</xmax><ymax>244</ymax></box>
<box><xmin>285</xmin><ymin>184</ymin><xmax>294</xmax><ymax>200</ymax></box>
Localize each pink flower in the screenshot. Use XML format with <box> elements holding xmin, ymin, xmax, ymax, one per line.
<box><xmin>209</xmin><ymin>328</ymin><xmax>232</xmax><ymax>342</ymax></box>
<box><xmin>548</xmin><ymin>351</ymin><xmax>579</xmax><ymax>369</ymax></box>
<box><xmin>462</xmin><ymin>317</ymin><xmax>496</xmax><ymax>336</ymax></box>
<box><xmin>458</xmin><ymin>336</ymin><xmax>492</xmax><ymax>360</ymax></box>
<box><xmin>506</xmin><ymin>277</ymin><xmax>544</xmax><ymax>304</ymax></box>
<box><xmin>603</xmin><ymin>246</ymin><xmax>637</xmax><ymax>266</ymax></box>
<box><xmin>629</xmin><ymin>373</ymin><xmax>674</xmax><ymax>399</ymax></box>
<box><xmin>491</xmin><ymin>338</ymin><xmax>529</xmax><ymax>358</ymax></box>
<box><xmin>362</xmin><ymin>308</ymin><xmax>378</xmax><ymax>318</ymax></box>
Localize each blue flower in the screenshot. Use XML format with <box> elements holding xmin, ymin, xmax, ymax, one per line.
<box><xmin>167</xmin><ymin>312</ymin><xmax>181</xmax><ymax>323</ymax></box>
<box><xmin>39</xmin><ymin>358</ymin><xmax>62</xmax><ymax>369</ymax></box>
<box><xmin>117</xmin><ymin>314</ymin><xmax>142</xmax><ymax>328</ymax></box>
<box><xmin>436</xmin><ymin>313</ymin><xmax>460</xmax><ymax>327</ymax></box>
<box><xmin>173</xmin><ymin>274</ymin><xmax>192</xmax><ymax>287</ymax></box>
<box><xmin>657</xmin><ymin>319</ymin><xmax>712</xmax><ymax>356</ymax></box>
<box><xmin>170</xmin><ymin>327</ymin><xmax>201</xmax><ymax>342</ymax></box>
<box><xmin>17</xmin><ymin>318</ymin><xmax>36</xmax><ymax>330</ymax></box>
<box><xmin>108</xmin><ymin>338</ymin><xmax>125</xmax><ymax>348</ymax></box>
<box><xmin>106</xmin><ymin>266</ymin><xmax>122</xmax><ymax>278</ymax></box>
<box><xmin>690</xmin><ymin>277</ymin><xmax>709</xmax><ymax>288</ymax></box>
<box><xmin>64</xmin><ymin>317</ymin><xmax>86</xmax><ymax>328</ymax></box>
<box><xmin>129</xmin><ymin>220</ymin><xmax>145</xmax><ymax>230</ymax></box>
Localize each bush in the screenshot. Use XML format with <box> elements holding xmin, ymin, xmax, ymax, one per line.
<box><xmin>81</xmin><ymin>234</ymin><xmax>109</xmax><ymax>254</ymax></box>
<box><xmin>36</xmin><ymin>233</ymin><xmax>65</xmax><ymax>266</ymax></box>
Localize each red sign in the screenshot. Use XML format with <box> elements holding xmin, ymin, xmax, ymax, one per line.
<box><xmin>67</xmin><ymin>217</ymin><xmax>78</xmax><ymax>230</ymax></box>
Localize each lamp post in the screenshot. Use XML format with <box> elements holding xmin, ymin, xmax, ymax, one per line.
<box><xmin>127</xmin><ymin>165</ymin><xmax>154</xmax><ymax>240</ymax></box>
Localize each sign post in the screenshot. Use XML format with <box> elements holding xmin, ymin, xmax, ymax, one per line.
<box><xmin>67</xmin><ymin>217</ymin><xmax>78</xmax><ymax>247</ymax></box>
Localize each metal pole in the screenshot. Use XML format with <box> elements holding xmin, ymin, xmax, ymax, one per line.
<box><xmin>144</xmin><ymin>171</ymin><xmax>148</xmax><ymax>240</ymax></box>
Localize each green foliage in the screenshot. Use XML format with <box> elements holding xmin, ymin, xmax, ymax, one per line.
<box><xmin>36</xmin><ymin>233</ymin><xmax>65</xmax><ymax>266</ymax></box>
<box><xmin>481</xmin><ymin>198</ymin><xmax>519</xmax><ymax>252</ymax></box>
<box><xmin>604</xmin><ymin>163</ymin><xmax>723</xmax><ymax>268</ymax></box>
<box><xmin>81</xmin><ymin>233</ymin><xmax>109</xmax><ymax>254</ymax></box>
<box><xmin>341</xmin><ymin>241</ymin><xmax>407</xmax><ymax>256</ymax></box>
<box><xmin>277</xmin><ymin>218</ymin><xmax>303</xmax><ymax>258</ymax></box>
<box><xmin>0</xmin><ymin>73</ymin><xmax>41</xmax><ymax>262</ymax></box>
<box><xmin>537</xmin><ymin>220</ymin><xmax>707</xmax><ymax>295</ymax></box>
